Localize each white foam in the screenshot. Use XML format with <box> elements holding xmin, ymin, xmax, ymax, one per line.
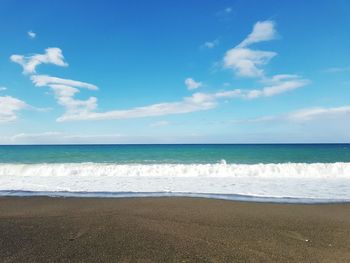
<box><xmin>0</xmin><ymin>162</ymin><xmax>349</xmax><ymax>200</ymax></box>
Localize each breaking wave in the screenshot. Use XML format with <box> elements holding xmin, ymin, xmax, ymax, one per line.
<box><xmin>0</xmin><ymin>162</ymin><xmax>349</xmax><ymax>178</ymax></box>
<box><xmin>0</xmin><ymin>162</ymin><xmax>349</xmax><ymax>202</ymax></box>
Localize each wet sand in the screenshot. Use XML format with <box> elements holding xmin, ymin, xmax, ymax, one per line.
<box><xmin>0</xmin><ymin>197</ymin><xmax>349</xmax><ymax>262</ymax></box>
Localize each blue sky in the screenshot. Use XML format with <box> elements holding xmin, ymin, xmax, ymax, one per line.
<box><xmin>0</xmin><ymin>0</ymin><xmax>350</xmax><ymax>144</ymax></box>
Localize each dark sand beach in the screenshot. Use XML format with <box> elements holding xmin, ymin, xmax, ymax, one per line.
<box><xmin>0</xmin><ymin>197</ymin><xmax>349</xmax><ymax>262</ymax></box>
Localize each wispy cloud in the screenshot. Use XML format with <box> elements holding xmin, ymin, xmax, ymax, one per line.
<box><xmin>244</xmin><ymin>75</ymin><xmax>309</xmax><ymax>99</ymax></box>
<box><xmin>286</xmin><ymin>106</ymin><xmax>350</xmax><ymax>122</ymax></box>
<box><xmin>0</xmin><ymin>86</ymin><xmax>7</xmax><ymax>91</ymax></box>
<box><xmin>224</xmin><ymin>48</ymin><xmax>276</xmax><ymax>77</ymax></box>
<box><xmin>234</xmin><ymin>105</ymin><xmax>350</xmax><ymax>124</ymax></box>
<box><xmin>30</xmin><ymin>74</ymin><xmax>240</xmax><ymax>122</ymax></box>
<box><xmin>30</xmin><ymin>76</ymin><xmax>241</xmax><ymax>122</ymax></box>
<box><xmin>0</xmin><ymin>132</ymin><xmax>124</xmax><ymax>145</ymax></box>
<box><xmin>64</xmin><ymin>88</ymin><xmax>272</xmax><ymax>122</ymax></box>
<box><xmin>57</xmin><ymin>92</ymin><xmax>218</xmax><ymax>122</ymax></box>
<box><xmin>216</xmin><ymin>7</ymin><xmax>234</xmax><ymax>22</ymax></box>
<box><xmin>0</xmin><ymin>132</ymin><xmax>208</xmax><ymax>144</ymax></box>
<box><xmin>18</xmin><ymin>58</ymin><xmax>304</xmax><ymax>122</ymax></box>
<box><xmin>185</xmin><ymin>77</ymin><xmax>202</xmax><ymax>90</ymax></box>
<box><xmin>216</xmin><ymin>7</ymin><xmax>233</xmax><ymax>16</ymax></box>
<box><xmin>149</xmin><ymin>120</ymin><xmax>170</xmax><ymax>127</ymax></box>
<box><xmin>222</xmin><ymin>20</ymin><xmax>308</xmax><ymax>97</ymax></box>
<box><xmin>324</xmin><ymin>66</ymin><xmax>350</xmax><ymax>73</ymax></box>
<box><xmin>201</xmin><ymin>39</ymin><xmax>219</xmax><ymax>49</ymax></box>
<box><xmin>10</xmin><ymin>47</ymin><xmax>68</xmax><ymax>74</ymax></box>
<box><xmin>237</xmin><ymin>21</ymin><xmax>277</xmax><ymax>48</ymax></box>
<box><xmin>223</xmin><ymin>20</ymin><xmax>277</xmax><ymax>78</ymax></box>
<box><xmin>22</xmin><ymin>70</ymin><xmax>223</xmax><ymax>121</ymax></box>
<box><xmin>13</xmin><ymin>49</ymin><xmax>227</xmax><ymax>122</ymax></box>
<box><xmin>31</xmin><ymin>75</ymin><xmax>98</xmax><ymax>90</ymax></box>
<box><xmin>27</xmin><ymin>30</ymin><xmax>36</xmax><ymax>39</ymax></box>
<box><xmin>12</xmin><ymin>21</ymin><xmax>308</xmax><ymax>123</ymax></box>
<box><xmin>31</xmin><ymin>75</ymin><xmax>98</xmax><ymax>120</ymax></box>
<box><xmin>0</xmin><ymin>96</ymin><xmax>28</xmax><ymax>122</ymax></box>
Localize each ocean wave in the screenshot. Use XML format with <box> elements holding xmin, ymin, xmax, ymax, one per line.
<box><xmin>1</xmin><ymin>162</ymin><xmax>349</xmax><ymax>201</ymax></box>
<box><xmin>0</xmin><ymin>162</ymin><xmax>349</xmax><ymax>178</ymax></box>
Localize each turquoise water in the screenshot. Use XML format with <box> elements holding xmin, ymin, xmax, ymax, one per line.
<box><xmin>0</xmin><ymin>144</ymin><xmax>350</xmax><ymax>164</ymax></box>
<box><xmin>1</xmin><ymin>144</ymin><xmax>350</xmax><ymax>202</ymax></box>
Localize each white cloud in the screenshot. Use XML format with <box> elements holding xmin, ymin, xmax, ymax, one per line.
<box><xmin>324</xmin><ymin>66</ymin><xmax>350</xmax><ymax>73</ymax></box>
<box><xmin>10</xmin><ymin>132</ymin><xmax>62</xmax><ymax>141</ymax></box>
<box><xmin>0</xmin><ymin>96</ymin><xmax>27</xmax><ymax>122</ymax></box>
<box><xmin>30</xmin><ymin>74</ymin><xmax>244</xmax><ymax>122</ymax></box>
<box><xmin>245</xmin><ymin>75</ymin><xmax>309</xmax><ymax>99</ymax></box>
<box><xmin>56</xmin><ymin>88</ymin><xmax>248</xmax><ymax>122</ymax></box>
<box><xmin>13</xmin><ymin>44</ymin><xmax>307</xmax><ymax>123</ymax></box>
<box><xmin>235</xmin><ymin>105</ymin><xmax>350</xmax><ymax>124</ymax></box>
<box><xmin>209</xmin><ymin>75</ymin><xmax>308</xmax><ymax>101</ymax></box>
<box><xmin>28</xmin><ymin>73</ymin><xmax>215</xmax><ymax>122</ymax></box>
<box><xmin>13</xmin><ymin>48</ymin><xmax>219</xmax><ymax>122</ymax></box>
<box><xmin>58</xmin><ymin>92</ymin><xmax>218</xmax><ymax>122</ymax></box>
<box><xmin>31</xmin><ymin>75</ymin><xmax>98</xmax><ymax>90</ymax></box>
<box><xmin>222</xmin><ymin>21</ymin><xmax>309</xmax><ymax>98</ymax></box>
<box><xmin>217</xmin><ymin>7</ymin><xmax>232</xmax><ymax>17</ymax></box>
<box><xmin>203</xmin><ymin>42</ymin><xmax>216</xmax><ymax>48</ymax></box>
<box><xmin>10</xmin><ymin>47</ymin><xmax>68</xmax><ymax>74</ymax></box>
<box><xmin>51</xmin><ymin>84</ymin><xmax>98</xmax><ymax>116</ymax></box>
<box><xmin>185</xmin><ymin>78</ymin><xmax>202</xmax><ymax>90</ymax></box>
<box><xmin>201</xmin><ymin>39</ymin><xmax>219</xmax><ymax>49</ymax></box>
<box><xmin>0</xmin><ymin>132</ymin><xmax>124</xmax><ymax>145</ymax></box>
<box><xmin>237</xmin><ymin>21</ymin><xmax>276</xmax><ymax>48</ymax></box>
<box><xmin>223</xmin><ymin>20</ymin><xmax>278</xmax><ymax>78</ymax></box>
<box><xmin>222</xmin><ymin>19</ymin><xmax>310</xmax><ymax>104</ymax></box>
<box><xmin>224</xmin><ymin>48</ymin><xmax>276</xmax><ymax>77</ymax></box>
<box><xmin>214</xmin><ymin>89</ymin><xmax>242</xmax><ymax>98</ymax></box>
<box><xmin>30</xmin><ymin>75</ymin><xmax>98</xmax><ymax>120</ymax></box>
<box><xmin>27</xmin><ymin>30</ymin><xmax>36</xmax><ymax>39</ymax></box>
<box><xmin>0</xmin><ymin>132</ymin><xmax>211</xmax><ymax>144</ymax></box>
<box><xmin>287</xmin><ymin>106</ymin><xmax>350</xmax><ymax>122</ymax></box>
<box><xmin>262</xmin><ymin>74</ymin><xmax>300</xmax><ymax>83</ymax></box>
<box><xmin>216</xmin><ymin>7</ymin><xmax>234</xmax><ymax>21</ymax></box>
<box><xmin>28</xmin><ymin>74</ymin><xmax>304</xmax><ymax>122</ymax></box>
<box><xmin>0</xmin><ymin>86</ymin><xmax>7</xmax><ymax>91</ymax></box>
<box><xmin>217</xmin><ymin>7</ymin><xmax>233</xmax><ymax>15</ymax></box>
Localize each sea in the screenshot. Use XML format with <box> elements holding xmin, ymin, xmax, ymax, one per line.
<box><xmin>0</xmin><ymin>144</ymin><xmax>349</xmax><ymax>203</ymax></box>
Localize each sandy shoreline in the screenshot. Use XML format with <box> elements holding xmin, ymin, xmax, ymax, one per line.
<box><xmin>1</xmin><ymin>197</ymin><xmax>350</xmax><ymax>262</ymax></box>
